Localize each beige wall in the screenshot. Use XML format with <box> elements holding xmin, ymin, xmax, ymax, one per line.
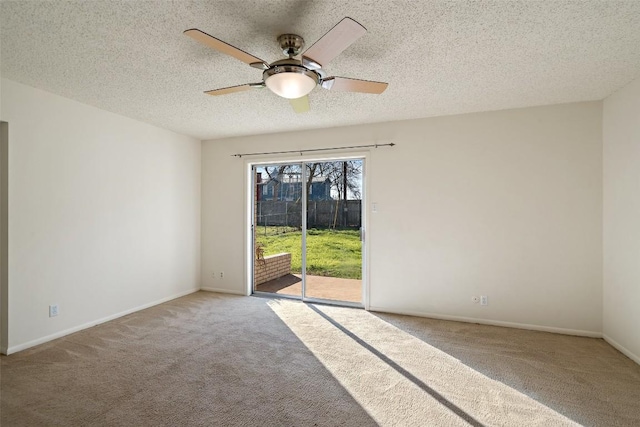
<box><xmin>1</xmin><ymin>79</ymin><xmax>202</xmax><ymax>353</ymax></box>
<box><xmin>603</xmin><ymin>76</ymin><xmax>640</xmax><ymax>364</ymax></box>
<box><xmin>202</xmin><ymin>101</ymin><xmax>603</xmax><ymax>335</ymax></box>
<box><xmin>1</xmin><ymin>121</ymin><xmax>8</xmax><ymax>353</ymax></box>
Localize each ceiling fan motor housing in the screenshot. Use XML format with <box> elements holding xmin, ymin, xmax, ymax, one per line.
<box><xmin>278</xmin><ymin>34</ymin><xmax>304</xmax><ymax>57</ymax></box>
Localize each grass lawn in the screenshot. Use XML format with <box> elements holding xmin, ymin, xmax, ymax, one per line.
<box><xmin>256</xmin><ymin>227</ymin><xmax>362</xmax><ymax>279</ymax></box>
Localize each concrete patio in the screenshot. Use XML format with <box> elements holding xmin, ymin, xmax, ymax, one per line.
<box><xmin>255</xmin><ymin>274</ymin><xmax>362</xmax><ymax>304</ymax></box>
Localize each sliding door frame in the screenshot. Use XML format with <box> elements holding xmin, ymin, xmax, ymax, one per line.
<box><xmin>244</xmin><ymin>151</ymin><xmax>370</xmax><ymax>310</ymax></box>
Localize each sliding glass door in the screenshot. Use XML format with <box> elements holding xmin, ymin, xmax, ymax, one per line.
<box><xmin>252</xmin><ymin>158</ymin><xmax>364</xmax><ymax>306</ymax></box>
<box><xmin>253</xmin><ymin>163</ymin><xmax>303</xmax><ymax>298</ymax></box>
<box><xmin>303</xmin><ymin>160</ymin><xmax>363</xmax><ymax>304</ymax></box>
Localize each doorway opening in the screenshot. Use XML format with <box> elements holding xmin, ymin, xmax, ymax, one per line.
<box><xmin>251</xmin><ymin>158</ymin><xmax>364</xmax><ymax>307</ymax></box>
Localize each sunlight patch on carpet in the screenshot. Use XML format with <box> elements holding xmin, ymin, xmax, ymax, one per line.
<box><xmin>267</xmin><ymin>299</ymin><xmax>579</xmax><ymax>426</ymax></box>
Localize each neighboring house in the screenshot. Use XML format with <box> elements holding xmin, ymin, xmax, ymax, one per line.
<box><xmin>258</xmin><ymin>173</ymin><xmax>332</xmax><ymax>201</ymax></box>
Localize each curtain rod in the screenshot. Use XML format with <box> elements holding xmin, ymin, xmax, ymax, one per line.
<box><xmin>231</xmin><ymin>142</ymin><xmax>395</xmax><ymax>158</ymax></box>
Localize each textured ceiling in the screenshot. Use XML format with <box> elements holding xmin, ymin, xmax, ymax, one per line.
<box><xmin>2</xmin><ymin>1</ymin><xmax>640</xmax><ymax>140</ymax></box>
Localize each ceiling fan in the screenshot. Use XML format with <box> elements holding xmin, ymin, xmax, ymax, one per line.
<box><xmin>184</xmin><ymin>17</ymin><xmax>388</xmax><ymax>113</ymax></box>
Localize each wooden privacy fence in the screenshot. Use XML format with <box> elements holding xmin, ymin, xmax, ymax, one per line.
<box><xmin>256</xmin><ymin>200</ymin><xmax>361</xmax><ymax>229</ymax></box>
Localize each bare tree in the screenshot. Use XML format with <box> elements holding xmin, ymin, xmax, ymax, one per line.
<box><xmin>323</xmin><ymin>160</ymin><xmax>362</xmax><ymax>200</ymax></box>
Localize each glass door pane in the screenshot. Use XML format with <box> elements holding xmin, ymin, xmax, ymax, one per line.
<box><xmin>303</xmin><ymin>160</ymin><xmax>363</xmax><ymax>304</ymax></box>
<box><xmin>253</xmin><ymin>163</ymin><xmax>303</xmax><ymax>297</ymax></box>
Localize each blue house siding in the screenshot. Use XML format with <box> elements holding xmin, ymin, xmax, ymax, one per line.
<box><xmin>259</xmin><ymin>177</ymin><xmax>332</xmax><ymax>201</ymax></box>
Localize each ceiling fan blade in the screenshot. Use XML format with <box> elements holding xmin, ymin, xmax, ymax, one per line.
<box><xmin>184</xmin><ymin>29</ymin><xmax>269</xmax><ymax>69</ymax></box>
<box><xmin>289</xmin><ymin>95</ymin><xmax>310</xmax><ymax>113</ymax></box>
<box><xmin>204</xmin><ymin>83</ymin><xmax>264</xmax><ymax>96</ymax></box>
<box><xmin>321</xmin><ymin>77</ymin><xmax>388</xmax><ymax>94</ymax></box>
<box><xmin>301</xmin><ymin>17</ymin><xmax>366</xmax><ymax>70</ymax></box>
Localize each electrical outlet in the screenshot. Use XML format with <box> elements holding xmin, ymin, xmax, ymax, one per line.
<box><xmin>480</xmin><ymin>295</ymin><xmax>488</xmax><ymax>306</ymax></box>
<box><xmin>472</xmin><ymin>296</ymin><xmax>480</xmax><ymax>303</ymax></box>
<box><xmin>220</xmin><ymin>271</ymin><xmax>224</xmax><ymax>279</ymax></box>
<box><xmin>49</xmin><ymin>304</ymin><xmax>59</xmax><ymax>317</ymax></box>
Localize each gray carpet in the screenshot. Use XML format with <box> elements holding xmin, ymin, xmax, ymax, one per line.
<box><xmin>1</xmin><ymin>291</ymin><xmax>639</xmax><ymax>426</ymax></box>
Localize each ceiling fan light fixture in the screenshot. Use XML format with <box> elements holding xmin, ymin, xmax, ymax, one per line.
<box><xmin>263</xmin><ymin>65</ymin><xmax>318</xmax><ymax>99</ymax></box>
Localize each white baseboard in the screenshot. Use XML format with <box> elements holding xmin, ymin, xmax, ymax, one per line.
<box><xmin>603</xmin><ymin>334</ymin><xmax>640</xmax><ymax>365</ymax></box>
<box><xmin>5</xmin><ymin>287</ymin><xmax>200</xmax><ymax>355</ymax></box>
<box><xmin>200</xmin><ymin>286</ymin><xmax>247</xmax><ymax>296</ymax></box>
<box><xmin>368</xmin><ymin>306</ymin><xmax>602</xmax><ymax>338</ymax></box>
